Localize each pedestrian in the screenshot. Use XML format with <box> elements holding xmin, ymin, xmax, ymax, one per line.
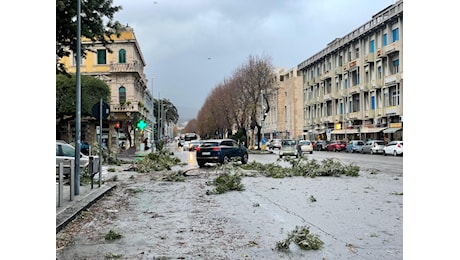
<box><xmin>143</xmin><ymin>138</ymin><xmax>149</xmax><ymax>150</ymax></box>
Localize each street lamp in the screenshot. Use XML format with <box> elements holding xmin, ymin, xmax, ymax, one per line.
<box><xmin>151</xmin><ymin>77</ymin><xmax>156</xmax><ymax>150</ymax></box>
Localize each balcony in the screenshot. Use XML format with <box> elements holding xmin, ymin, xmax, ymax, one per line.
<box><xmin>349</xmin><ymin>85</ymin><xmax>360</xmax><ymax>94</ymax></box>
<box><xmin>384</xmin><ymin>74</ymin><xmax>402</xmax><ymax>85</ymax></box>
<box><xmin>371</xmin><ymin>79</ymin><xmax>384</xmax><ymax>89</ymax></box>
<box><xmin>320</xmin><ymin>70</ymin><xmax>333</xmax><ymax>80</ymax></box>
<box><xmin>385</xmin><ymin>106</ymin><xmax>400</xmax><ymax>115</ymax></box>
<box><xmin>364</xmin><ymin>53</ymin><xmax>375</xmax><ymax>63</ymax></box>
<box><xmin>348</xmin><ymin>59</ymin><xmax>360</xmax><ymax>70</ymax></box>
<box><xmin>384</xmin><ymin>41</ymin><xmax>401</xmax><ymax>55</ymax></box>
<box><xmin>324</xmin><ymin>93</ymin><xmax>332</xmax><ymax>101</ymax></box>
<box><xmin>335</xmin><ymin>67</ymin><xmax>343</xmax><ymax>75</ymax></box>
<box><xmin>110</xmin><ymin>62</ymin><xmax>143</xmax><ymax>76</ymax></box>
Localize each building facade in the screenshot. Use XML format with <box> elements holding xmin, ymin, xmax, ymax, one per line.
<box><xmin>297</xmin><ymin>0</ymin><xmax>403</xmax><ymax>143</ymax></box>
<box><xmin>60</xmin><ymin>27</ymin><xmax>151</xmax><ymax>152</ymax></box>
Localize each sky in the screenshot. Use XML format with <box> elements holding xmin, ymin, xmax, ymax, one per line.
<box><xmin>112</xmin><ymin>0</ymin><xmax>396</xmax><ymax>123</ymax></box>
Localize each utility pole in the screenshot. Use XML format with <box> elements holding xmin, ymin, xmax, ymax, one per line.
<box><xmin>74</xmin><ymin>0</ymin><xmax>82</xmax><ymax>195</ymax></box>
<box><xmin>151</xmin><ymin>77</ymin><xmax>155</xmax><ymax>150</ymax></box>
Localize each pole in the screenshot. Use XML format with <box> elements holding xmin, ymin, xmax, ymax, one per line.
<box><xmin>74</xmin><ymin>0</ymin><xmax>82</xmax><ymax>195</ymax></box>
<box><xmin>157</xmin><ymin>92</ymin><xmax>161</xmax><ymax>141</ymax></box>
<box><xmin>151</xmin><ymin>77</ymin><xmax>155</xmax><ymax>150</ymax></box>
<box><xmin>98</xmin><ymin>98</ymin><xmax>103</xmax><ymax>187</ymax></box>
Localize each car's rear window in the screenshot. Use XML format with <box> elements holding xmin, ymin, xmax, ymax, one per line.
<box><xmin>283</xmin><ymin>140</ymin><xmax>296</xmax><ymax>145</ymax></box>
<box><xmin>376</xmin><ymin>141</ymin><xmax>384</xmax><ymax>145</ymax></box>
<box><xmin>201</xmin><ymin>142</ymin><xmax>218</xmax><ymax>148</ymax></box>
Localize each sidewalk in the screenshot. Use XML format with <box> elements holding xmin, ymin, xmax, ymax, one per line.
<box><xmin>56</xmin><ymin>178</ymin><xmax>116</xmax><ymax>234</ymax></box>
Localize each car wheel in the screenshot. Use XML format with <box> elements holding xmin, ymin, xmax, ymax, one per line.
<box><xmin>241</xmin><ymin>153</ymin><xmax>248</xmax><ymax>164</ymax></box>
<box><xmin>310</xmin><ymin>151</ymin><xmax>313</xmax><ymax>154</ymax></box>
<box><xmin>384</xmin><ymin>151</ymin><xmax>387</xmax><ymax>156</ymax></box>
<box><xmin>393</xmin><ymin>150</ymin><xmax>397</xmax><ymax>156</ymax></box>
<box><xmin>197</xmin><ymin>161</ymin><xmax>206</xmax><ymax>167</ymax></box>
<box><xmin>223</xmin><ymin>156</ymin><xmax>230</xmax><ymax>164</ymax></box>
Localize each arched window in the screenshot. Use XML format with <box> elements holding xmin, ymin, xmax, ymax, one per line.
<box><xmin>119</xmin><ymin>86</ymin><xmax>126</xmax><ymax>105</ymax></box>
<box><xmin>118</xmin><ymin>49</ymin><xmax>126</xmax><ymax>63</ymax></box>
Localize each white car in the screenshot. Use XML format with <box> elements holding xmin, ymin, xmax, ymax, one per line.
<box><xmin>297</xmin><ymin>140</ymin><xmax>313</xmax><ymax>155</ymax></box>
<box><xmin>383</xmin><ymin>141</ymin><xmax>403</xmax><ymax>156</ymax></box>
<box><xmin>56</xmin><ymin>141</ymin><xmax>90</xmax><ymax>176</ymax></box>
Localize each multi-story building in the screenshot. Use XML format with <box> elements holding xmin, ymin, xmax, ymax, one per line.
<box><xmin>297</xmin><ymin>0</ymin><xmax>403</xmax><ymax>143</ymax></box>
<box><xmin>60</xmin><ymin>26</ymin><xmax>151</xmax><ymax>151</ymax></box>
<box><xmin>267</xmin><ymin>67</ymin><xmax>303</xmax><ymax>140</ymax></box>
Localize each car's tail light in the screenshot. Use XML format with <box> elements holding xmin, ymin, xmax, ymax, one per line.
<box><xmin>397</xmin><ymin>143</ymin><xmax>401</xmax><ymax>148</ymax></box>
<box><xmin>212</xmin><ymin>147</ymin><xmax>221</xmax><ymax>151</ymax></box>
<box><xmin>196</xmin><ymin>147</ymin><xmax>201</xmax><ymax>152</ymax></box>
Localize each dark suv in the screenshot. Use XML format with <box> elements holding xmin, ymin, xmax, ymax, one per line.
<box><xmin>196</xmin><ymin>139</ymin><xmax>248</xmax><ymax>167</ymax></box>
<box><xmin>314</xmin><ymin>140</ymin><xmax>328</xmax><ymax>151</ymax></box>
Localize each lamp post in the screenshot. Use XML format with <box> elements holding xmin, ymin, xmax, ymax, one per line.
<box><xmin>151</xmin><ymin>77</ymin><xmax>156</xmax><ymax>151</ymax></box>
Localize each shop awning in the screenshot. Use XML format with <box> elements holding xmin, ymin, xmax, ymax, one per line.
<box><xmin>331</xmin><ymin>129</ymin><xmax>359</xmax><ymax>134</ymax></box>
<box><xmin>360</xmin><ymin>127</ymin><xmax>387</xmax><ymax>133</ymax></box>
<box><xmin>383</xmin><ymin>128</ymin><xmax>402</xmax><ymax>134</ymax></box>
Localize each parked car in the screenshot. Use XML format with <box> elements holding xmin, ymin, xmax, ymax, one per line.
<box><xmin>346</xmin><ymin>140</ymin><xmax>365</xmax><ymax>153</ymax></box>
<box><xmin>188</xmin><ymin>140</ymin><xmax>202</xmax><ymax>151</ymax></box>
<box><xmin>269</xmin><ymin>139</ymin><xmax>282</xmax><ymax>150</ymax></box>
<box><xmin>361</xmin><ymin>140</ymin><xmax>385</xmax><ymax>154</ymax></box>
<box><xmin>80</xmin><ymin>141</ymin><xmax>90</xmax><ymax>155</ymax></box>
<box><xmin>56</xmin><ymin>140</ymin><xmax>90</xmax><ymax>176</ymax></box>
<box><xmin>297</xmin><ymin>140</ymin><xmax>313</xmax><ymax>155</ymax></box>
<box><xmin>314</xmin><ymin>140</ymin><xmax>328</xmax><ymax>151</ymax></box>
<box><xmin>195</xmin><ymin>139</ymin><xmax>248</xmax><ymax>167</ymax></box>
<box><xmin>279</xmin><ymin>139</ymin><xmax>299</xmax><ymax>158</ymax></box>
<box><xmin>326</xmin><ymin>141</ymin><xmax>347</xmax><ymax>152</ymax></box>
<box><xmin>383</xmin><ymin>140</ymin><xmax>403</xmax><ymax>156</ymax></box>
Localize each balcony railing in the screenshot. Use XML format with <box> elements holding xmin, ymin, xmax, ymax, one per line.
<box><xmin>110</xmin><ymin>61</ymin><xmax>143</xmax><ymax>76</ymax></box>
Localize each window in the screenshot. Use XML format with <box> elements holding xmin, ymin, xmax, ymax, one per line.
<box><xmin>338</xmin><ymin>55</ymin><xmax>343</xmax><ymax>66</ymax></box>
<box><xmin>370</xmin><ymin>40</ymin><xmax>375</xmax><ymax>53</ymax></box>
<box><xmin>377</xmin><ymin>66</ymin><xmax>382</xmax><ymax>79</ymax></box>
<box><xmin>383</xmin><ymin>33</ymin><xmax>388</xmax><ymax>46</ymax></box>
<box><xmin>119</xmin><ymin>86</ymin><xmax>126</xmax><ymax>104</ymax></box>
<box><xmin>392</xmin><ymin>89</ymin><xmax>400</xmax><ymax>106</ymax></box>
<box><xmin>355</xmin><ymin>47</ymin><xmax>359</xmax><ymax>59</ymax></box>
<box><xmin>371</xmin><ymin>96</ymin><xmax>375</xmax><ymax>110</ymax></box>
<box><xmin>118</xmin><ymin>49</ymin><xmax>126</xmax><ymax>63</ymax></box>
<box><xmin>392</xmin><ymin>28</ymin><xmax>399</xmax><ymax>42</ymax></box>
<box><xmin>97</xmin><ymin>49</ymin><xmax>107</xmax><ymax>64</ymax></box>
<box><xmin>392</xmin><ymin>59</ymin><xmax>399</xmax><ymax>73</ymax></box>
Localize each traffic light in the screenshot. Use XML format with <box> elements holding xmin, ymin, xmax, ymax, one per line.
<box><xmin>136</xmin><ymin>119</ymin><xmax>147</xmax><ymax>130</ymax></box>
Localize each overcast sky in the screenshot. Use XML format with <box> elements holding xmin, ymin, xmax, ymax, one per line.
<box><xmin>112</xmin><ymin>0</ymin><xmax>396</xmax><ymax>123</ymax></box>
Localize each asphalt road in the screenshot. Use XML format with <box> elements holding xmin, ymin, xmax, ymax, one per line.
<box><xmin>57</xmin><ymin>146</ymin><xmax>403</xmax><ymax>259</ymax></box>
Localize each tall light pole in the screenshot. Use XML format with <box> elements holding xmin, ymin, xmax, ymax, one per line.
<box><xmin>151</xmin><ymin>77</ymin><xmax>155</xmax><ymax>150</ymax></box>
<box><xmin>74</xmin><ymin>0</ymin><xmax>82</xmax><ymax>195</ymax></box>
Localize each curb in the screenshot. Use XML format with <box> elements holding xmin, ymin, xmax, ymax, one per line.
<box><xmin>56</xmin><ymin>184</ymin><xmax>117</xmax><ymax>234</ymax></box>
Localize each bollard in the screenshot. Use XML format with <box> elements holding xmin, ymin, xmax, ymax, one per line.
<box><xmin>58</xmin><ymin>162</ymin><xmax>64</xmax><ymax>207</ymax></box>
<box><xmin>69</xmin><ymin>159</ymin><xmax>75</xmax><ymax>201</ymax></box>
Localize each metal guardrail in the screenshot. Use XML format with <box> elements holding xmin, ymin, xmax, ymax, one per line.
<box><xmin>56</xmin><ymin>159</ymin><xmax>74</xmax><ymax>207</ymax></box>
<box><xmin>56</xmin><ymin>156</ymin><xmax>102</xmax><ymax>207</ymax></box>
<box><xmin>89</xmin><ymin>156</ymin><xmax>101</xmax><ymax>189</ymax></box>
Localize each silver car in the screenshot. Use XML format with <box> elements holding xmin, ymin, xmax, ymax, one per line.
<box><xmin>279</xmin><ymin>139</ymin><xmax>299</xmax><ymax>158</ymax></box>
<box><xmin>361</xmin><ymin>140</ymin><xmax>385</xmax><ymax>154</ymax></box>
<box><xmin>56</xmin><ymin>141</ymin><xmax>90</xmax><ymax>176</ymax></box>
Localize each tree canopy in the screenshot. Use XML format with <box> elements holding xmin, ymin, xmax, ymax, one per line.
<box><xmin>56</xmin><ymin>74</ymin><xmax>111</xmax><ymax>121</ymax></box>
<box><xmin>56</xmin><ymin>0</ymin><xmax>123</xmax><ymax>74</ymax></box>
